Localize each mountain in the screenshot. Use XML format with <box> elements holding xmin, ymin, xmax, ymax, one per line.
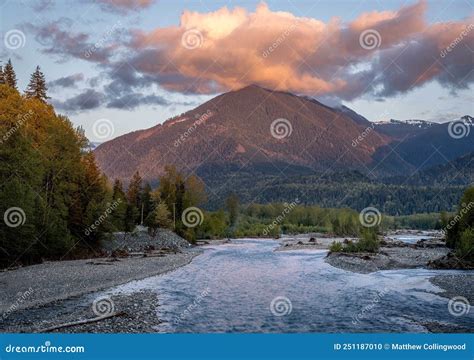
<box><xmin>94</xmin><ymin>85</ymin><xmax>473</xmax><ymax>214</ymax></box>
<box><xmin>374</xmin><ymin>119</ymin><xmax>435</xmax><ymax>140</ymax></box>
<box><xmin>95</xmin><ymin>85</ymin><xmax>391</xmax><ymax>182</ymax></box>
<box><xmin>385</xmin><ymin>152</ymin><xmax>474</xmax><ymax>186</ymax></box>
<box><xmin>87</xmin><ymin>141</ymin><xmax>101</xmax><ymax>151</ymax></box>
<box><xmin>373</xmin><ymin>115</ymin><xmax>474</xmax><ymax>171</ymax></box>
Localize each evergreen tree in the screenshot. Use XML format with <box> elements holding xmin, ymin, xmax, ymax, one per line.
<box><xmin>112</xmin><ymin>179</ymin><xmax>125</xmax><ymax>200</ymax></box>
<box><xmin>226</xmin><ymin>193</ymin><xmax>240</xmax><ymax>230</ymax></box>
<box><xmin>141</xmin><ymin>182</ymin><xmax>153</xmax><ymax>225</ymax></box>
<box><xmin>25</xmin><ymin>66</ymin><xmax>49</xmax><ymax>102</ymax></box>
<box><xmin>109</xmin><ymin>179</ymin><xmax>127</xmax><ymax>231</ymax></box>
<box><xmin>0</xmin><ymin>65</ymin><xmax>5</xmax><ymax>85</ymax></box>
<box><xmin>4</xmin><ymin>59</ymin><xmax>17</xmax><ymax>89</ymax></box>
<box><xmin>146</xmin><ymin>202</ymin><xmax>172</xmax><ymax>236</ymax></box>
<box><xmin>126</xmin><ymin>171</ymin><xmax>142</xmax><ymax>224</ymax></box>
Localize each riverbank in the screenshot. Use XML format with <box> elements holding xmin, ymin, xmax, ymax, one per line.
<box><xmin>0</xmin><ymin>250</ymin><xmax>201</xmax><ymax>314</ymax></box>
<box><xmin>325</xmin><ymin>242</ymin><xmax>450</xmax><ymax>274</ymax></box>
<box><xmin>276</xmin><ymin>232</ymin><xmax>452</xmax><ymax>273</ymax></box>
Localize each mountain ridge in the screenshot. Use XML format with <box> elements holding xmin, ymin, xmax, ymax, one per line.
<box><xmin>94</xmin><ymin>85</ymin><xmax>473</xmax><ymax>188</ymax></box>
<box><xmin>95</xmin><ymin>85</ymin><xmax>391</xmax><ymax>181</ymax></box>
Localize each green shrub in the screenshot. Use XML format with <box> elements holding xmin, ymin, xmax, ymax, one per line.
<box><xmin>329</xmin><ymin>241</ymin><xmax>343</xmax><ymax>252</ymax></box>
<box><xmin>356</xmin><ymin>227</ymin><xmax>380</xmax><ymax>253</ymax></box>
<box><xmin>456</xmin><ymin>228</ymin><xmax>474</xmax><ymax>261</ymax></box>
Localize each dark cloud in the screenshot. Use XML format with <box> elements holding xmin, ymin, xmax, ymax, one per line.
<box><xmin>48</xmin><ymin>73</ymin><xmax>84</xmax><ymax>89</ymax></box>
<box><xmin>106</xmin><ymin>93</ymin><xmax>169</xmax><ymax>109</ymax></box>
<box><xmin>53</xmin><ymin>89</ymin><xmax>105</xmax><ymax>112</ymax></box>
<box><xmin>86</xmin><ymin>0</ymin><xmax>154</xmax><ymax>13</ymax></box>
<box><xmin>25</xmin><ymin>18</ymin><xmax>115</xmax><ymax>63</ymax></box>
<box><xmin>30</xmin><ymin>0</ymin><xmax>55</xmax><ymax>12</ymax></box>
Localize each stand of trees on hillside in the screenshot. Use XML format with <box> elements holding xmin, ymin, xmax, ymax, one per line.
<box><xmin>0</xmin><ymin>61</ymin><xmax>209</xmax><ymax>267</ymax></box>
<box><xmin>0</xmin><ymin>60</ymin><xmax>109</xmax><ymax>267</ymax></box>
<box><xmin>445</xmin><ymin>187</ymin><xmax>474</xmax><ymax>262</ymax></box>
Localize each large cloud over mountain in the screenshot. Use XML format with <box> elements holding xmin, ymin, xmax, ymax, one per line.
<box><xmin>123</xmin><ymin>1</ymin><xmax>473</xmax><ymax>99</ymax></box>
<box><xmin>28</xmin><ymin>1</ymin><xmax>474</xmax><ymax>109</ymax></box>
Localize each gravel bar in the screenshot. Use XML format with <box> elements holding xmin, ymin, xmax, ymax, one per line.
<box><xmin>0</xmin><ymin>249</ymin><xmax>201</xmax><ymax>315</ymax></box>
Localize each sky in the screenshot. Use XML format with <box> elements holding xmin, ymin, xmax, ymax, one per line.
<box><xmin>1</xmin><ymin>0</ymin><xmax>473</xmax><ymax>142</ymax></box>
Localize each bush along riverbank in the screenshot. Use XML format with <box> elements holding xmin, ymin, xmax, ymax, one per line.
<box><xmin>323</xmin><ymin>187</ymin><xmax>474</xmax><ymax>272</ymax></box>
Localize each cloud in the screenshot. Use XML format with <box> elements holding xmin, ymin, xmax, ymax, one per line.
<box><xmin>87</xmin><ymin>0</ymin><xmax>154</xmax><ymax>13</ymax></box>
<box><xmin>53</xmin><ymin>88</ymin><xmax>105</xmax><ymax>112</ymax></box>
<box><xmin>123</xmin><ymin>1</ymin><xmax>473</xmax><ymax>99</ymax></box>
<box><xmin>106</xmin><ymin>93</ymin><xmax>169</xmax><ymax>109</ymax></box>
<box><xmin>48</xmin><ymin>73</ymin><xmax>84</xmax><ymax>89</ymax></box>
<box><xmin>25</xmin><ymin>18</ymin><xmax>116</xmax><ymax>63</ymax></box>
<box><xmin>52</xmin><ymin>84</ymin><xmax>184</xmax><ymax>111</ymax></box>
<box><xmin>31</xmin><ymin>1</ymin><xmax>474</xmax><ymax>108</ymax></box>
<box><xmin>30</xmin><ymin>0</ymin><xmax>55</xmax><ymax>12</ymax></box>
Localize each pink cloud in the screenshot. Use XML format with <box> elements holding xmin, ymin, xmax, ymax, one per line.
<box><xmin>121</xmin><ymin>1</ymin><xmax>472</xmax><ymax>99</ymax></box>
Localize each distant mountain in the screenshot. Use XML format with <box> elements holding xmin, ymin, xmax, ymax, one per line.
<box><xmin>88</xmin><ymin>141</ymin><xmax>101</xmax><ymax>151</ymax></box>
<box><xmin>374</xmin><ymin>119</ymin><xmax>436</xmax><ymax>139</ymax></box>
<box><xmin>373</xmin><ymin>115</ymin><xmax>474</xmax><ymax>171</ymax></box>
<box><xmin>95</xmin><ymin>85</ymin><xmax>390</xmax><ymax>182</ymax></box>
<box><xmin>385</xmin><ymin>152</ymin><xmax>474</xmax><ymax>186</ymax></box>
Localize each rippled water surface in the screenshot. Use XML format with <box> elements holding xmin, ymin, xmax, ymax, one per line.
<box><xmin>110</xmin><ymin>238</ymin><xmax>473</xmax><ymax>333</ymax></box>
<box><xmin>389</xmin><ymin>233</ymin><xmax>436</xmax><ymax>244</ymax></box>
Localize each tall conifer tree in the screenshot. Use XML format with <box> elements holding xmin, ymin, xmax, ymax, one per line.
<box><xmin>4</xmin><ymin>59</ymin><xmax>17</xmax><ymax>89</ymax></box>
<box><xmin>25</xmin><ymin>66</ymin><xmax>49</xmax><ymax>102</ymax></box>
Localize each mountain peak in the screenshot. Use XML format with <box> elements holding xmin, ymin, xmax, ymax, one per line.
<box><xmin>95</xmin><ymin>84</ymin><xmax>391</xmax><ymax>182</ymax></box>
<box><xmin>460</xmin><ymin>115</ymin><xmax>473</xmax><ymax>124</ymax></box>
<box><xmin>235</xmin><ymin>84</ymin><xmax>272</xmax><ymax>93</ymax></box>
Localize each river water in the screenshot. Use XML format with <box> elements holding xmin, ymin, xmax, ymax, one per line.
<box><xmin>109</xmin><ymin>238</ymin><xmax>473</xmax><ymax>333</ymax></box>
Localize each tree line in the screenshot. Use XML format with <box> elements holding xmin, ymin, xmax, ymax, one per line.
<box><xmin>444</xmin><ymin>187</ymin><xmax>474</xmax><ymax>262</ymax></box>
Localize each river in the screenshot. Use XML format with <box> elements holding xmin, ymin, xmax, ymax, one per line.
<box><xmin>103</xmin><ymin>238</ymin><xmax>473</xmax><ymax>333</ymax></box>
